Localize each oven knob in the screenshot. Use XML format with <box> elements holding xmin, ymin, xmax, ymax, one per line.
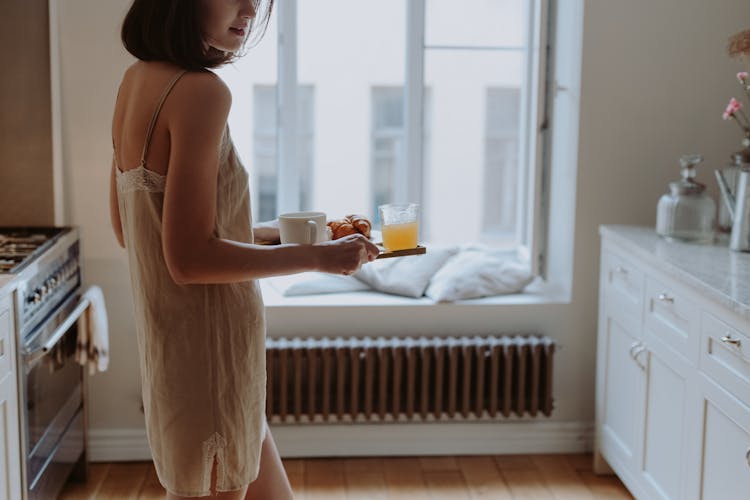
<box><xmin>33</xmin><ymin>291</ymin><xmax>41</xmax><ymax>304</ymax></box>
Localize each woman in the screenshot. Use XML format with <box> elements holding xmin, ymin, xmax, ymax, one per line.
<box><xmin>110</xmin><ymin>1</ymin><xmax>379</xmax><ymax>498</ymax></box>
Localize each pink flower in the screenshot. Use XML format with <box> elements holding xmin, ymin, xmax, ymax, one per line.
<box><xmin>724</xmin><ymin>97</ymin><xmax>743</xmax><ymax>120</ymax></box>
<box><xmin>738</xmin><ymin>72</ymin><xmax>749</xmax><ymax>83</ymax></box>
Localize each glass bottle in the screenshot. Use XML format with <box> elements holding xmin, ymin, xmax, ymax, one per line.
<box><xmin>656</xmin><ymin>154</ymin><xmax>716</xmax><ymax>243</ymax></box>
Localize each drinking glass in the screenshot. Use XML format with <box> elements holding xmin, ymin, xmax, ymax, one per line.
<box><xmin>378</xmin><ymin>203</ymin><xmax>419</xmax><ymax>251</ymax></box>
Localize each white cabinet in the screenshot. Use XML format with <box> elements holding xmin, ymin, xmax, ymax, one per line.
<box><xmin>596</xmin><ymin>249</ymin><xmax>646</xmax><ymax>495</ymax></box>
<box><xmin>698</xmin><ymin>375</ymin><xmax>750</xmax><ymax>500</ymax></box>
<box><xmin>599</xmin><ymin>315</ymin><xmax>644</xmax><ymax>475</ymax></box>
<box><xmin>639</xmin><ymin>333</ymin><xmax>694</xmax><ymax>500</ymax></box>
<box><xmin>596</xmin><ymin>227</ymin><xmax>750</xmax><ymax>500</ymax></box>
<box><xmin>0</xmin><ymin>292</ymin><xmax>21</xmax><ymax>500</ymax></box>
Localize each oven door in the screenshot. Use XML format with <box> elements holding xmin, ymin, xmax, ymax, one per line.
<box><xmin>20</xmin><ymin>291</ymin><xmax>90</xmax><ymax>494</ymax></box>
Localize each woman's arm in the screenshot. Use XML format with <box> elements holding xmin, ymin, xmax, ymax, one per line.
<box><xmin>109</xmin><ymin>157</ymin><xmax>125</xmax><ymax>249</ymax></box>
<box><xmin>160</xmin><ymin>72</ymin><xmax>378</xmax><ymax>285</ymax></box>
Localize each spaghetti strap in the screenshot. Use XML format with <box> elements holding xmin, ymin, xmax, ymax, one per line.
<box><xmin>139</xmin><ymin>70</ymin><xmax>187</xmax><ymax>167</ymax></box>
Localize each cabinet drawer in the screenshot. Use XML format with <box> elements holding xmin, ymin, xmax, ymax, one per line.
<box><xmin>644</xmin><ymin>276</ymin><xmax>699</xmax><ymax>363</ymax></box>
<box><xmin>700</xmin><ymin>312</ymin><xmax>750</xmax><ymax>407</ymax></box>
<box><xmin>0</xmin><ymin>294</ymin><xmax>13</xmax><ymax>377</ymax></box>
<box><xmin>603</xmin><ymin>250</ymin><xmax>644</xmax><ymax>328</ymax></box>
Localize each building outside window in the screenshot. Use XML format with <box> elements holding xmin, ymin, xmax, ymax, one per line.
<box><xmin>252</xmin><ymin>85</ymin><xmax>314</xmax><ymax>223</ymax></box>
<box><xmin>483</xmin><ymin>87</ymin><xmax>521</xmax><ymax>246</ymax></box>
<box><xmin>370</xmin><ymin>87</ymin><xmax>432</xmax><ymax>220</ymax></box>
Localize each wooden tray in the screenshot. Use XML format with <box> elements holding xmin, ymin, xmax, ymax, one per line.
<box><xmin>375</xmin><ymin>244</ymin><xmax>426</xmax><ymax>259</ymax></box>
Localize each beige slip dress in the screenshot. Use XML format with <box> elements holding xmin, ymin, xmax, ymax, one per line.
<box><xmin>114</xmin><ymin>70</ymin><xmax>267</xmax><ymax>497</ymax></box>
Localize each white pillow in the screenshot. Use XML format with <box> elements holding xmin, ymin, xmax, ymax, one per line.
<box><xmin>353</xmin><ymin>245</ymin><xmax>459</xmax><ymax>298</ymax></box>
<box><xmin>425</xmin><ymin>248</ymin><xmax>533</xmax><ymax>302</ymax></box>
<box><xmin>266</xmin><ymin>272</ymin><xmax>372</xmax><ymax>296</ymax></box>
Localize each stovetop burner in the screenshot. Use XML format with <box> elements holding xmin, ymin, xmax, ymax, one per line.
<box><xmin>0</xmin><ymin>227</ymin><xmax>69</xmax><ymax>274</ymax></box>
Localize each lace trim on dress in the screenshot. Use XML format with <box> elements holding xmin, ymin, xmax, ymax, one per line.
<box><xmin>201</xmin><ymin>432</ymin><xmax>228</xmax><ymax>492</ymax></box>
<box><xmin>115</xmin><ymin>166</ymin><xmax>166</xmax><ymax>194</ymax></box>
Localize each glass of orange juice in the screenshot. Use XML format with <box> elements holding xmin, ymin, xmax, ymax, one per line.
<box><xmin>378</xmin><ymin>203</ymin><xmax>419</xmax><ymax>251</ymax></box>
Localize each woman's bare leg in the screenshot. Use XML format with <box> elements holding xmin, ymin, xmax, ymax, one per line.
<box><xmin>244</xmin><ymin>424</ymin><xmax>294</xmax><ymax>500</ymax></box>
<box><xmin>165</xmin><ymin>457</ymin><xmax>249</xmax><ymax>500</ymax></box>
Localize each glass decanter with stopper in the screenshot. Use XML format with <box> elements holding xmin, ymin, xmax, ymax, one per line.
<box><xmin>656</xmin><ymin>154</ymin><xmax>716</xmax><ymax>243</ymax></box>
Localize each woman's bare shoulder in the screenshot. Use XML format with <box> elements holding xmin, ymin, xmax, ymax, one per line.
<box><xmin>163</xmin><ymin>70</ymin><xmax>231</xmax><ymax>139</ymax></box>
<box><xmin>171</xmin><ymin>69</ymin><xmax>231</xmax><ymax>110</ymax></box>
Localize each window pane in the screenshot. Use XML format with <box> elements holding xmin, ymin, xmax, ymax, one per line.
<box><xmin>483</xmin><ymin>88</ymin><xmax>520</xmax><ymax>243</ymax></box>
<box><xmin>423</xmin><ymin>49</ymin><xmax>522</xmax><ymax>246</ymax></box>
<box><xmin>425</xmin><ymin>0</ymin><xmax>525</xmax><ymax>48</ymax></box>
<box><xmin>216</xmin><ymin>8</ymin><xmax>278</xmax><ymax>223</ymax></box>
<box><xmin>371</xmin><ymin>88</ymin><xmax>403</xmax><ymax>218</ymax></box>
<box><xmin>251</xmin><ymin>86</ymin><xmax>315</xmax><ymax>221</ymax></box>
<box><xmin>298</xmin><ymin>0</ymin><xmax>406</xmax><ymax>220</ymax></box>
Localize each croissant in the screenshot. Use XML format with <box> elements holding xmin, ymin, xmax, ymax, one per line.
<box><xmin>327</xmin><ymin>215</ymin><xmax>373</xmax><ymax>239</ymax></box>
<box><xmin>345</xmin><ymin>214</ymin><xmax>372</xmax><ymax>239</ymax></box>
<box><xmin>327</xmin><ymin>219</ymin><xmax>358</xmax><ymax>239</ymax></box>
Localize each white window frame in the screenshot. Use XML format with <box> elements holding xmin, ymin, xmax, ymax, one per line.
<box><xmin>274</xmin><ymin>0</ymin><xmax>551</xmax><ymax>274</ymax></box>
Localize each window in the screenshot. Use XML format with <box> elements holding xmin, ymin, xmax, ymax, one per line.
<box><xmin>219</xmin><ymin>0</ymin><xmax>550</xmax><ymax>270</ymax></box>
<box><xmin>253</xmin><ymin>85</ymin><xmax>315</xmax><ymax>222</ymax></box>
<box><xmin>370</xmin><ymin>87</ymin><xmax>432</xmax><ymax>219</ymax></box>
<box><xmin>371</xmin><ymin>88</ymin><xmax>404</xmax><ymax>216</ymax></box>
<box><xmin>483</xmin><ymin>88</ymin><xmax>521</xmax><ymax>246</ymax></box>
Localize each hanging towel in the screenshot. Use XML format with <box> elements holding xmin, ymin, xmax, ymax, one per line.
<box><xmin>75</xmin><ymin>285</ymin><xmax>110</xmax><ymax>374</ymax></box>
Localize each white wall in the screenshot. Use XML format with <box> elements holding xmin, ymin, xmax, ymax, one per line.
<box><xmin>55</xmin><ymin>0</ymin><xmax>750</xmax><ymax>448</ymax></box>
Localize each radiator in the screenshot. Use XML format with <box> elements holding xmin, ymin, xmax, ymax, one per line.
<box><xmin>265</xmin><ymin>335</ymin><xmax>555</xmax><ymax>423</ymax></box>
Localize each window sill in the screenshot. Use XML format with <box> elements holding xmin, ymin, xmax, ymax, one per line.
<box><xmin>259</xmin><ymin>278</ymin><xmax>569</xmax><ymax>309</ymax></box>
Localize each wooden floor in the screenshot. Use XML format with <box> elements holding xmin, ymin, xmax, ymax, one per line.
<box><xmin>59</xmin><ymin>454</ymin><xmax>632</xmax><ymax>499</ymax></box>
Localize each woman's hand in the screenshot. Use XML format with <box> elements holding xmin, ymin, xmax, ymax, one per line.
<box><xmin>253</xmin><ymin>219</ymin><xmax>280</xmax><ymax>245</ymax></box>
<box><xmin>313</xmin><ymin>233</ymin><xmax>380</xmax><ymax>275</ymax></box>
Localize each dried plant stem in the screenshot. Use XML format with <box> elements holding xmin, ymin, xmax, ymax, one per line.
<box><xmin>729</xmin><ymin>29</ymin><xmax>750</xmax><ymax>58</ymax></box>
<box><xmin>738</xmin><ymin>108</ymin><xmax>750</xmax><ymax>128</ymax></box>
<box><xmin>730</xmin><ymin>114</ymin><xmax>750</xmax><ymax>134</ymax></box>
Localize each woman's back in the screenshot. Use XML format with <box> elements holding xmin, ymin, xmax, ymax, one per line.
<box><xmin>113</xmin><ymin>61</ymin><xmax>217</xmax><ymax>177</ymax></box>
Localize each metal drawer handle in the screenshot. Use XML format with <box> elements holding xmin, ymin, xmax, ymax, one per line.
<box><xmin>633</xmin><ymin>345</ymin><xmax>647</xmax><ymax>371</ymax></box>
<box><xmin>721</xmin><ymin>335</ymin><xmax>742</xmax><ymax>348</ymax></box>
<box><xmin>657</xmin><ymin>293</ymin><xmax>674</xmax><ymax>303</ymax></box>
<box><xmin>629</xmin><ymin>341</ymin><xmax>647</xmax><ymax>370</ymax></box>
<box><xmin>747</xmin><ymin>447</ymin><xmax>750</xmax><ymax>467</ymax></box>
<box><xmin>629</xmin><ymin>341</ymin><xmax>641</xmax><ymax>360</ymax></box>
<box><xmin>615</xmin><ymin>266</ymin><xmax>628</xmax><ymax>275</ymax></box>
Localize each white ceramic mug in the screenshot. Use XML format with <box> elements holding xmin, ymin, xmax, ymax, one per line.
<box><xmin>279</xmin><ymin>211</ymin><xmax>327</xmax><ymax>244</ymax></box>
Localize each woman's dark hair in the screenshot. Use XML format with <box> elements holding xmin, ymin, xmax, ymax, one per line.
<box><xmin>121</xmin><ymin>0</ymin><xmax>274</xmax><ymax>71</ymax></box>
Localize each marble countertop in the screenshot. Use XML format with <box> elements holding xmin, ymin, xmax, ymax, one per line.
<box><xmin>600</xmin><ymin>225</ymin><xmax>750</xmax><ymax>322</ymax></box>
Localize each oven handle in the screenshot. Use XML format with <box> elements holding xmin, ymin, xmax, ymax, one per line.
<box><xmin>24</xmin><ymin>295</ymin><xmax>91</xmax><ymax>367</ymax></box>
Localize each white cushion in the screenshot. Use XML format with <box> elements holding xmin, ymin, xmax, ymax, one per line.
<box><xmin>425</xmin><ymin>247</ymin><xmax>533</xmax><ymax>302</ymax></box>
<box><xmin>353</xmin><ymin>245</ymin><xmax>459</xmax><ymax>298</ymax></box>
<box><xmin>266</xmin><ymin>272</ymin><xmax>371</xmax><ymax>296</ymax></box>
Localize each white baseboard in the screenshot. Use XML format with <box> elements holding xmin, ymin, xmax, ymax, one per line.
<box><xmin>89</xmin><ymin>420</ymin><xmax>593</xmax><ymax>462</ymax></box>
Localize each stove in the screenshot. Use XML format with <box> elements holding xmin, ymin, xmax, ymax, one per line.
<box><xmin>0</xmin><ymin>227</ymin><xmax>67</xmax><ymax>274</ymax></box>
<box><xmin>1</xmin><ymin>227</ymin><xmax>81</xmax><ymax>344</ymax></box>
<box><xmin>0</xmin><ymin>226</ymin><xmax>88</xmax><ymax>499</ymax></box>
